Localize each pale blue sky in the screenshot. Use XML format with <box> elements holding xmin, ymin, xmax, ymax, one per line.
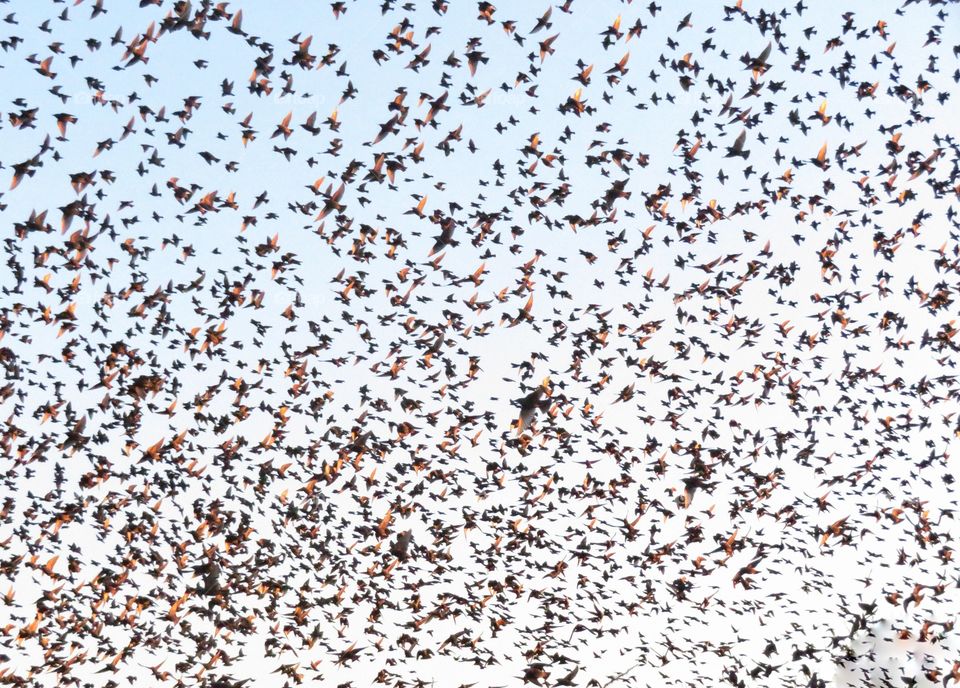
<box><xmin>0</xmin><ymin>1</ymin><xmax>958</xmax><ymax>687</ymax></box>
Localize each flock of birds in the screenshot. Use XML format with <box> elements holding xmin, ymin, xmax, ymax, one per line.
<box><xmin>0</xmin><ymin>0</ymin><xmax>959</xmax><ymax>686</ymax></box>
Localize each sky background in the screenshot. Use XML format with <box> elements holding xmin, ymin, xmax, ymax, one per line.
<box><xmin>0</xmin><ymin>0</ymin><xmax>959</xmax><ymax>686</ymax></box>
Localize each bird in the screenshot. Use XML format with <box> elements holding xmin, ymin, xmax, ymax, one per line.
<box><xmin>516</xmin><ymin>377</ymin><xmax>552</xmax><ymax>432</ymax></box>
